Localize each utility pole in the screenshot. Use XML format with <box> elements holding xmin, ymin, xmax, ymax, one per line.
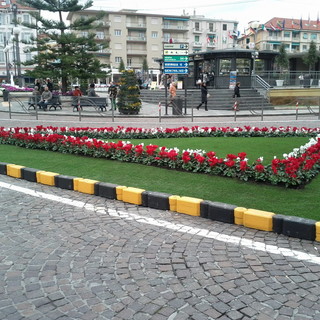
<box><xmin>12</xmin><ymin>3</ymin><xmax>23</xmax><ymax>87</ymax></box>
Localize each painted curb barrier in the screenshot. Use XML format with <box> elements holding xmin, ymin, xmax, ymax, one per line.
<box><xmin>0</xmin><ymin>162</ymin><xmax>319</xmax><ymax>243</ymax></box>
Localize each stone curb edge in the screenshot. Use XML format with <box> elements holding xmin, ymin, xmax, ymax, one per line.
<box><xmin>1</xmin><ymin>162</ymin><xmax>319</xmax><ymax>243</ymax></box>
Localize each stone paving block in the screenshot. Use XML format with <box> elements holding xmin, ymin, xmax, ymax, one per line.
<box><xmin>169</xmin><ymin>195</ymin><xmax>180</xmax><ymax>212</ymax></box>
<box><xmin>243</xmin><ymin>208</ymin><xmax>275</xmax><ymax>232</ymax></box>
<box><xmin>176</xmin><ymin>196</ymin><xmax>203</xmax><ymax>217</ymax></box>
<box><xmin>36</xmin><ymin>171</ymin><xmax>59</xmax><ymax>186</ymax></box>
<box><xmin>7</xmin><ymin>164</ymin><xmax>25</xmax><ymax>178</ymax></box>
<box><xmin>21</xmin><ymin>168</ymin><xmax>40</xmax><ymax>182</ymax></box>
<box><xmin>142</xmin><ymin>191</ymin><xmax>171</xmax><ymax>210</ymax></box>
<box><xmin>0</xmin><ymin>162</ymin><xmax>8</xmax><ymax>175</ymax></box>
<box><xmin>316</xmin><ymin>222</ymin><xmax>320</xmax><ymax>242</ymax></box>
<box><xmin>94</xmin><ymin>182</ymin><xmax>118</xmax><ymax>199</ymax></box>
<box><xmin>54</xmin><ymin>175</ymin><xmax>77</xmax><ymax>190</ymax></box>
<box><xmin>207</xmin><ymin>201</ymin><xmax>237</xmax><ymax>224</ymax></box>
<box><xmin>74</xmin><ymin>178</ymin><xmax>99</xmax><ymax>195</ymax></box>
<box><xmin>122</xmin><ymin>187</ymin><xmax>145</xmax><ymax>205</ymax></box>
<box><xmin>116</xmin><ymin>186</ymin><xmax>127</xmax><ymax>201</ymax></box>
<box><xmin>234</xmin><ymin>207</ymin><xmax>247</xmax><ymax>225</ymax></box>
<box><xmin>282</xmin><ymin>216</ymin><xmax>316</xmax><ymax>241</ymax></box>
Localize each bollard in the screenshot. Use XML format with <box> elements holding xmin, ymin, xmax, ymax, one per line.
<box><xmin>233</xmin><ymin>101</ymin><xmax>238</xmax><ymax>121</ymax></box>
<box><xmin>296</xmin><ymin>101</ymin><xmax>299</xmax><ymax>120</ymax></box>
<box><xmin>158</xmin><ymin>101</ymin><xmax>161</xmax><ymax>123</ymax></box>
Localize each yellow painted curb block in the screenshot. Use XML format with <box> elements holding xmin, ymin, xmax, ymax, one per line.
<box><xmin>116</xmin><ymin>186</ymin><xmax>127</xmax><ymax>200</ymax></box>
<box><xmin>75</xmin><ymin>178</ymin><xmax>99</xmax><ymax>195</ymax></box>
<box><xmin>176</xmin><ymin>196</ymin><xmax>203</xmax><ymax>217</ymax></box>
<box><xmin>73</xmin><ymin>178</ymin><xmax>84</xmax><ymax>191</ymax></box>
<box><xmin>122</xmin><ymin>187</ymin><xmax>145</xmax><ymax>205</ymax></box>
<box><xmin>234</xmin><ymin>207</ymin><xmax>247</xmax><ymax>225</ymax></box>
<box><xmin>36</xmin><ymin>171</ymin><xmax>59</xmax><ymax>186</ymax></box>
<box><xmin>243</xmin><ymin>208</ymin><xmax>275</xmax><ymax>232</ymax></box>
<box><xmin>169</xmin><ymin>195</ymin><xmax>180</xmax><ymax>212</ymax></box>
<box><xmin>7</xmin><ymin>164</ymin><xmax>25</xmax><ymax>178</ymax></box>
<box><xmin>316</xmin><ymin>222</ymin><xmax>320</xmax><ymax>242</ymax></box>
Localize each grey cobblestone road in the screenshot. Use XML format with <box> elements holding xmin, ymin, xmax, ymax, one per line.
<box><xmin>1</xmin><ymin>175</ymin><xmax>320</xmax><ymax>320</ymax></box>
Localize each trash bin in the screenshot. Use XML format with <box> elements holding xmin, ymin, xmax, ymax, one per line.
<box><xmin>2</xmin><ymin>89</ymin><xmax>9</xmax><ymax>102</ymax></box>
<box><xmin>172</xmin><ymin>96</ymin><xmax>183</xmax><ymax>115</ymax></box>
<box><xmin>303</xmin><ymin>74</ymin><xmax>311</xmax><ymax>88</ymax></box>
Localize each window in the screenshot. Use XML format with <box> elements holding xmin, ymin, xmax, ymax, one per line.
<box><xmin>284</xmin><ymin>31</ymin><xmax>290</xmax><ymax>38</ymax></box>
<box><xmin>219</xmin><ymin>59</ymin><xmax>231</xmax><ymax>75</ymax></box>
<box><xmin>23</xmin><ymin>14</ymin><xmax>30</xmax><ymax>23</ymax></box>
<box><xmin>222</xmin><ymin>24</ymin><xmax>227</xmax><ymax>31</ymax></box>
<box><xmin>285</xmin><ymin>44</ymin><xmax>290</xmax><ymax>49</ymax></box>
<box><xmin>96</xmin><ymin>32</ymin><xmax>104</xmax><ymax>39</ymax></box>
<box><xmin>151</xmin><ymin>31</ymin><xmax>158</xmax><ymax>38</ymax></box>
<box><xmin>25</xmin><ymin>52</ymin><xmax>32</xmax><ymax>61</ymax></box>
<box><xmin>22</xmin><ymin>33</ymin><xmax>32</xmax><ymax>43</ymax></box>
<box><xmin>0</xmin><ymin>14</ymin><xmax>3</xmax><ymax>25</ymax></box>
<box><xmin>302</xmin><ymin>45</ymin><xmax>307</xmax><ymax>51</ymax></box>
<box><xmin>115</xmin><ymin>57</ymin><xmax>122</xmax><ymax>63</ymax></box>
<box><xmin>164</xmin><ymin>33</ymin><xmax>170</xmax><ymax>42</ymax></box>
<box><xmin>81</xmin><ymin>31</ymin><xmax>88</xmax><ymax>37</ymax></box>
<box><xmin>194</xmin><ymin>35</ymin><xmax>200</xmax><ymax>42</ymax></box>
<box><xmin>311</xmin><ymin>33</ymin><xmax>317</xmax><ymax>40</ymax></box>
<box><xmin>303</xmin><ymin>33</ymin><xmax>308</xmax><ymax>39</ymax></box>
<box><xmin>195</xmin><ymin>22</ymin><xmax>200</xmax><ymax>31</ymax></box>
<box><xmin>114</xmin><ymin>29</ymin><xmax>121</xmax><ymax>36</ymax></box>
<box><xmin>209</xmin><ymin>22</ymin><xmax>214</xmax><ymax>32</ymax></box>
<box><xmin>0</xmin><ymin>52</ymin><xmax>4</xmax><ymax>63</ymax></box>
<box><xmin>127</xmin><ymin>58</ymin><xmax>132</xmax><ymax>66</ymax></box>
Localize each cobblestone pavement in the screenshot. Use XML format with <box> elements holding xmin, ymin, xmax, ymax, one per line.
<box><xmin>1</xmin><ymin>175</ymin><xmax>320</xmax><ymax>320</ymax></box>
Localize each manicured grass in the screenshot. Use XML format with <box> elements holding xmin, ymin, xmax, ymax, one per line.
<box><xmin>127</xmin><ymin>137</ymin><xmax>310</xmax><ymax>163</ymax></box>
<box><xmin>0</xmin><ymin>136</ymin><xmax>319</xmax><ymax>221</ymax></box>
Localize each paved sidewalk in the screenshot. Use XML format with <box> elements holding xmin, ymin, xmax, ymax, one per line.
<box><xmin>1</xmin><ymin>175</ymin><xmax>320</xmax><ymax>320</ymax></box>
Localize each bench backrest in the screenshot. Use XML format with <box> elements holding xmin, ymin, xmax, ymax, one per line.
<box><xmin>72</xmin><ymin>97</ymin><xmax>107</xmax><ymax>105</ymax></box>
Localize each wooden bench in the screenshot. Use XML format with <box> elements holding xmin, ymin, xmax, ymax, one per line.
<box><xmin>71</xmin><ymin>97</ymin><xmax>108</xmax><ymax>112</ymax></box>
<box><xmin>28</xmin><ymin>95</ymin><xmax>62</xmax><ymax>111</ymax></box>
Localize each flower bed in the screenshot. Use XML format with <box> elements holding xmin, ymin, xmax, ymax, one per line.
<box><xmin>0</xmin><ymin>126</ymin><xmax>319</xmax><ymax>188</ymax></box>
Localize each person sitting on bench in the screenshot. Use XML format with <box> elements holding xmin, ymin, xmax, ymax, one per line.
<box><xmin>38</xmin><ymin>85</ymin><xmax>52</xmax><ymax>111</ymax></box>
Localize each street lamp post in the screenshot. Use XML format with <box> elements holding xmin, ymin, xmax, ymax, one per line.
<box><xmin>3</xmin><ymin>36</ymin><xmax>11</xmax><ymax>83</ymax></box>
<box><xmin>12</xmin><ymin>4</ymin><xmax>23</xmax><ymax>88</ymax></box>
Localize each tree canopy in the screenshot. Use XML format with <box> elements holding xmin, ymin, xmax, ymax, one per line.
<box><xmin>18</xmin><ymin>0</ymin><xmax>108</xmax><ymax>92</ymax></box>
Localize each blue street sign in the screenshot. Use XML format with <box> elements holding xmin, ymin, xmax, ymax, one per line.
<box><xmin>164</xmin><ymin>55</ymin><xmax>189</xmax><ymax>62</ymax></box>
<box><xmin>164</xmin><ymin>62</ymin><xmax>189</xmax><ymax>68</ymax></box>
<box><xmin>164</xmin><ymin>68</ymin><xmax>189</xmax><ymax>74</ymax></box>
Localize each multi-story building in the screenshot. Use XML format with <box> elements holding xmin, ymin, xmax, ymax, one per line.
<box><xmin>242</xmin><ymin>18</ymin><xmax>320</xmax><ymax>52</ymax></box>
<box><xmin>67</xmin><ymin>9</ymin><xmax>190</xmax><ymax>83</ymax></box>
<box><xmin>188</xmin><ymin>14</ymin><xmax>239</xmax><ymax>53</ymax></box>
<box><xmin>0</xmin><ymin>0</ymin><xmax>38</xmax><ymax>86</ymax></box>
<box><xmin>67</xmin><ymin>9</ymin><xmax>239</xmax><ymax>83</ymax></box>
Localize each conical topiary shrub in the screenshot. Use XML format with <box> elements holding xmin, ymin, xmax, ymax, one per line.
<box><xmin>117</xmin><ymin>70</ymin><xmax>142</xmax><ymax>114</ymax></box>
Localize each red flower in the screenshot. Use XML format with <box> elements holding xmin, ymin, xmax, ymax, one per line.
<box><xmin>255</xmin><ymin>164</ymin><xmax>265</xmax><ymax>172</ymax></box>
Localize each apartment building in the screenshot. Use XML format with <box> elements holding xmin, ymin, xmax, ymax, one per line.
<box><xmin>0</xmin><ymin>0</ymin><xmax>38</xmax><ymax>85</ymax></box>
<box><xmin>241</xmin><ymin>18</ymin><xmax>320</xmax><ymax>53</ymax></box>
<box><xmin>188</xmin><ymin>15</ymin><xmax>239</xmax><ymax>52</ymax></box>
<box><xmin>67</xmin><ymin>9</ymin><xmax>239</xmax><ymax>82</ymax></box>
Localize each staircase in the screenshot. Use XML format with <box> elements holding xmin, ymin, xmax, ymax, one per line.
<box><xmin>140</xmin><ymin>88</ymin><xmax>273</xmax><ymax>110</ymax></box>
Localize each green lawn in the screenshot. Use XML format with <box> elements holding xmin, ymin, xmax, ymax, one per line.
<box><xmin>0</xmin><ymin>135</ymin><xmax>319</xmax><ymax>221</ymax></box>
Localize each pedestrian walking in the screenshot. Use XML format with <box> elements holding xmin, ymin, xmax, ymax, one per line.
<box><xmin>196</xmin><ymin>82</ymin><xmax>208</xmax><ymax>111</ymax></box>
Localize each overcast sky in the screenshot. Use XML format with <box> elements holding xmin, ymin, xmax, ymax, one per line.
<box><xmin>86</xmin><ymin>0</ymin><xmax>318</xmax><ymax>31</ymax></box>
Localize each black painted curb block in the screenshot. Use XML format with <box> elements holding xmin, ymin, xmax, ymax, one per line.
<box><xmin>282</xmin><ymin>216</ymin><xmax>316</xmax><ymax>241</ymax></box>
<box><xmin>0</xmin><ymin>162</ymin><xmax>8</xmax><ymax>175</ymax></box>
<box><xmin>207</xmin><ymin>201</ymin><xmax>237</xmax><ymax>224</ymax></box>
<box><xmin>94</xmin><ymin>182</ymin><xmax>118</xmax><ymax>199</ymax></box>
<box><xmin>142</xmin><ymin>191</ymin><xmax>172</xmax><ymax>210</ymax></box>
<box><xmin>21</xmin><ymin>167</ymin><xmax>41</xmax><ymax>182</ymax></box>
<box><xmin>55</xmin><ymin>175</ymin><xmax>78</xmax><ymax>190</ymax></box>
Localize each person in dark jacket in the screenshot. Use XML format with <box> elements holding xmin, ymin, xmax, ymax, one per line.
<box><xmin>233</xmin><ymin>82</ymin><xmax>241</xmax><ymax>98</ymax></box>
<box><xmin>196</xmin><ymin>82</ymin><xmax>208</xmax><ymax>111</ymax></box>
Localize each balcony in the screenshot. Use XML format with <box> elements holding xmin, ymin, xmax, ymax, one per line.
<box><xmin>93</xmin><ymin>21</ymin><xmax>111</xmax><ymax>28</ymax></box>
<box><xmin>193</xmin><ymin>28</ymin><xmax>202</xmax><ymax>33</ymax></box>
<box><xmin>93</xmin><ymin>49</ymin><xmax>111</xmax><ymax>56</ymax></box>
<box><xmin>127</xmin><ymin>49</ymin><xmax>147</xmax><ymax>55</ymax></box>
<box><xmin>126</xmin><ymin>22</ymin><xmax>146</xmax><ymax>29</ymax></box>
<box><xmin>162</xmin><ymin>24</ymin><xmax>189</xmax><ymax>31</ymax></box>
<box><xmin>127</xmin><ymin>36</ymin><xmax>146</xmax><ymax>42</ymax></box>
<box><xmin>207</xmin><ymin>30</ymin><xmax>216</xmax><ymax>34</ymax></box>
<box><xmin>207</xmin><ymin>42</ymin><xmax>216</xmax><ymax>48</ymax></box>
<box><xmin>192</xmin><ymin>41</ymin><xmax>202</xmax><ymax>47</ymax></box>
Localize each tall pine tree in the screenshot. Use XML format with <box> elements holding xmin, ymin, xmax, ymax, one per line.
<box><xmin>18</xmin><ymin>0</ymin><xmax>108</xmax><ymax>93</ymax></box>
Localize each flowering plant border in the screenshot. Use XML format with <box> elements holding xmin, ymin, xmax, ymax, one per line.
<box><xmin>0</xmin><ymin>126</ymin><xmax>319</xmax><ymax>188</ymax></box>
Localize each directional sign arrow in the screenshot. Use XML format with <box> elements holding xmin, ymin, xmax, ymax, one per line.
<box><xmin>164</xmin><ymin>56</ymin><xmax>189</xmax><ymax>62</ymax></box>
<box><xmin>164</xmin><ymin>62</ymin><xmax>189</xmax><ymax>68</ymax></box>
<box><xmin>163</xmin><ymin>43</ymin><xmax>189</xmax><ymax>50</ymax></box>
<box><xmin>163</xmin><ymin>50</ymin><xmax>189</xmax><ymax>55</ymax></box>
<box><xmin>164</xmin><ymin>68</ymin><xmax>189</xmax><ymax>74</ymax></box>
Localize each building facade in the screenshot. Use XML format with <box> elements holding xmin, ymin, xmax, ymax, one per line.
<box><xmin>188</xmin><ymin>15</ymin><xmax>238</xmax><ymax>53</ymax></box>
<box><xmin>67</xmin><ymin>9</ymin><xmax>239</xmax><ymax>84</ymax></box>
<box><xmin>0</xmin><ymin>0</ymin><xmax>38</xmax><ymax>86</ymax></box>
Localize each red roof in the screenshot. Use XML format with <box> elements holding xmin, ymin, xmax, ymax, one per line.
<box><xmin>265</xmin><ymin>17</ymin><xmax>320</xmax><ymax>31</ymax></box>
